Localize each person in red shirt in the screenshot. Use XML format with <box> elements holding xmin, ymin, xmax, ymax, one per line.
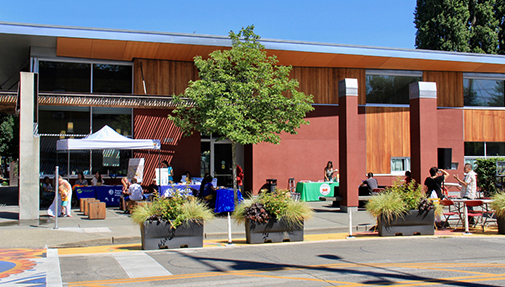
<box><xmin>236</xmin><ymin>165</ymin><xmax>244</xmax><ymax>192</ymax></box>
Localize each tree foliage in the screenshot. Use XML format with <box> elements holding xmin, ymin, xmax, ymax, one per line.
<box><xmin>415</xmin><ymin>0</ymin><xmax>503</xmax><ymax>54</ymax></box>
<box><xmin>169</xmin><ymin>25</ymin><xmax>314</xmax><ymax>145</ymax></box>
<box><xmin>0</xmin><ymin>113</ymin><xmax>18</xmax><ymax>157</ymax></box>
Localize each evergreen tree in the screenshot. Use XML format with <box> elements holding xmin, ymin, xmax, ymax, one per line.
<box><xmin>496</xmin><ymin>0</ymin><xmax>505</xmax><ymax>54</ymax></box>
<box><xmin>414</xmin><ymin>0</ymin><xmax>471</xmax><ymax>52</ymax></box>
<box><xmin>469</xmin><ymin>0</ymin><xmax>499</xmax><ymax>54</ymax></box>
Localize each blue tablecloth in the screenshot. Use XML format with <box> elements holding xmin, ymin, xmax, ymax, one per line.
<box><xmin>74</xmin><ymin>185</ymin><xmax>122</xmax><ymax>207</ymax></box>
<box><xmin>214</xmin><ymin>188</ymin><xmax>243</xmax><ymax>213</ymax></box>
<box><xmin>159</xmin><ymin>184</ymin><xmax>200</xmax><ymax>197</ymax></box>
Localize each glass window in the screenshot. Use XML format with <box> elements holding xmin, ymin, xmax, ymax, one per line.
<box><xmin>92</xmin><ymin>107</ymin><xmax>131</xmax><ymax>136</ymax></box>
<box><xmin>366</xmin><ymin>73</ymin><xmax>421</xmax><ymax>104</ymax></box>
<box><xmin>464</xmin><ymin>79</ymin><xmax>505</xmax><ymax>107</ymax></box>
<box><xmin>92</xmin><ymin>150</ymin><xmax>131</xmax><ymax>176</ymax></box>
<box><xmin>38</xmin><ymin>106</ymin><xmax>90</xmax><ymax>135</ymax></box>
<box><xmin>486</xmin><ymin>142</ymin><xmax>505</xmax><ymax>156</ymax></box>
<box><xmin>391</xmin><ymin>157</ymin><xmax>410</xmax><ymax>174</ymax></box>
<box><xmin>39</xmin><ymin>61</ymin><xmax>91</xmax><ymax>92</ymax></box>
<box><xmin>464</xmin><ymin>142</ymin><xmax>485</xmax><ymax>156</ymax></box>
<box><xmin>93</xmin><ymin>64</ymin><xmax>132</xmax><ymax>94</ymax></box>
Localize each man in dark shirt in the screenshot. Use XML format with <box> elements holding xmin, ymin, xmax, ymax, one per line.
<box><xmin>359</xmin><ymin>172</ymin><xmax>378</xmax><ymax>195</ymax></box>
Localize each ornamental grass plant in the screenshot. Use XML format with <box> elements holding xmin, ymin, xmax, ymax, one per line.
<box><xmin>131</xmin><ymin>193</ymin><xmax>214</xmax><ymax>229</ymax></box>
<box><xmin>490</xmin><ymin>192</ymin><xmax>505</xmax><ymax>219</ymax></box>
<box><xmin>365</xmin><ymin>179</ymin><xmax>442</xmax><ymax>223</ymax></box>
<box><xmin>232</xmin><ymin>189</ymin><xmax>313</xmax><ymax>228</ymax></box>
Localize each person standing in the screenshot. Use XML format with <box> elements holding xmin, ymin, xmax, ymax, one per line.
<box><xmin>236</xmin><ymin>165</ymin><xmax>244</xmax><ymax>192</ymax></box>
<box><xmin>324</xmin><ymin>161</ymin><xmax>337</xmax><ymax>182</ymax></box>
<box><xmin>48</xmin><ymin>176</ymin><xmax>73</xmax><ymax>217</ymax></box>
<box><xmin>454</xmin><ymin>163</ymin><xmax>477</xmax><ymax>199</ymax></box>
<box><xmin>161</xmin><ymin>160</ymin><xmax>174</xmax><ymax>183</ymax></box>
<box><xmin>423</xmin><ymin>167</ymin><xmax>449</xmax><ymax>199</ymax></box>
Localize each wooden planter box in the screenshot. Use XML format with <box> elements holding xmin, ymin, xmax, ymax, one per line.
<box><xmin>88</xmin><ymin>202</ymin><xmax>106</xmax><ymax>220</ymax></box>
<box><xmin>245</xmin><ymin>219</ymin><xmax>304</xmax><ymax>244</ymax></box>
<box><xmin>378</xmin><ymin>209</ymin><xmax>435</xmax><ymax>237</ymax></box>
<box><xmin>140</xmin><ymin>220</ymin><xmax>204</xmax><ymax>250</ymax></box>
<box><xmin>498</xmin><ymin>217</ymin><xmax>505</xmax><ymax>234</ymax></box>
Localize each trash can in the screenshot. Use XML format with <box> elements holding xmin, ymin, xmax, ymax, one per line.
<box><xmin>266</xmin><ymin>179</ymin><xmax>277</xmax><ymax>193</ymax></box>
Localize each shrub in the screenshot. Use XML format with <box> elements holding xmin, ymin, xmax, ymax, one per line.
<box><xmin>490</xmin><ymin>192</ymin><xmax>505</xmax><ymax>219</ymax></box>
<box><xmin>232</xmin><ymin>189</ymin><xmax>313</xmax><ymax>227</ymax></box>
<box><xmin>475</xmin><ymin>157</ymin><xmax>505</xmax><ymax>196</ymax></box>
<box><xmin>130</xmin><ymin>193</ymin><xmax>214</xmax><ymax>229</ymax></box>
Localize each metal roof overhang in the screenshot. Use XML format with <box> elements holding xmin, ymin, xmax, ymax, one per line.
<box><xmin>0</xmin><ymin>21</ymin><xmax>504</xmax><ymax>73</ymax></box>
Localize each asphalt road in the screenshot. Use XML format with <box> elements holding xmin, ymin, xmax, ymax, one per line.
<box><xmin>57</xmin><ymin>236</ymin><xmax>505</xmax><ymax>286</ymax></box>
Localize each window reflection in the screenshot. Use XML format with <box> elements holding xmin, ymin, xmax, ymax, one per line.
<box><xmin>464</xmin><ymin>79</ymin><xmax>505</xmax><ymax>107</ymax></box>
<box><xmin>366</xmin><ymin>74</ymin><xmax>421</xmax><ymax>104</ymax></box>
<box><xmin>39</xmin><ymin>61</ymin><xmax>91</xmax><ymax>92</ymax></box>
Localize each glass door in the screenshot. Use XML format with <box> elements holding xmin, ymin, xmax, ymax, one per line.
<box><xmin>200</xmin><ymin>134</ymin><xmax>234</xmax><ymax>187</ymax></box>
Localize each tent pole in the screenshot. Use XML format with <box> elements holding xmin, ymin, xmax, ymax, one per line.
<box><xmin>67</xmin><ymin>150</ymin><xmax>70</xmax><ymax>177</ymax></box>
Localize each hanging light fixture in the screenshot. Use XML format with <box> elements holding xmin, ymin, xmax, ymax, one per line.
<box><xmin>67</xmin><ymin>122</ymin><xmax>74</xmax><ymax>133</ymax></box>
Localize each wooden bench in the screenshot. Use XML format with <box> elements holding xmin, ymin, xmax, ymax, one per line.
<box><xmin>84</xmin><ymin>199</ymin><xmax>100</xmax><ymax>216</ymax></box>
<box><xmin>126</xmin><ymin>200</ymin><xmax>150</xmax><ymax>214</ymax></box>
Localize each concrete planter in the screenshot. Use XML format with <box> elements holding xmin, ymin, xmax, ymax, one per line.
<box><xmin>245</xmin><ymin>218</ymin><xmax>303</xmax><ymax>244</ymax></box>
<box><xmin>378</xmin><ymin>209</ymin><xmax>435</xmax><ymax>237</ymax></box>
<box><xmin>140</xmin><ymin>220</ymin><xmax>204</xmax><ymax>250</ymax></box>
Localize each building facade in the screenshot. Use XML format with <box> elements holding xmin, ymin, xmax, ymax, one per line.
<box><xmin>2</xmin><ymin>22</ymin><xmax>505</xmax><ymax>213</ymax></box>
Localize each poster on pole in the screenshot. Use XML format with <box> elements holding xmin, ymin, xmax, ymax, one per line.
<box><xmin>155</xmin><ymin>168</ymin><xmax>169</xmax><ymax>185</ymax></box>
<box><xmin>128</xmin><ymin>158</ymin><xmax>145</xmax><ymax>183</ymax></box>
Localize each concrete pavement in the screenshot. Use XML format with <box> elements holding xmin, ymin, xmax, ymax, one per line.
<box><xmin>0</xmin><ymin>186</ymin><xmax>378</xmax><ymax>248</ymax></box>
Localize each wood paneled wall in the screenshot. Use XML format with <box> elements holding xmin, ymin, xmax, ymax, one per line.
<box><xmin>423</xmin><ymin>71</ymin><xmax>463</xmax><ymax>107</ymax></box>
<box><xmin>291</xmin><ymin>67</ymin><xmax>366</xmax><ymax>104</ymax></box>
<box><xmin>366</xmin><ymin>107</ymin><xmax>410</xmax><ymax>174</ymax></box>
<box><xmin>464</xmin><ymin>109</ymin><xmax>505</xmax><ymax>141</ymax></box>
<box><xmin>133</xmin><ymin>59</ymin><xmax>198</xmax><ymax>96</ymax></box>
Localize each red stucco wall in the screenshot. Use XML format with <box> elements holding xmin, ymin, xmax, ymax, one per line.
<box><xmin>250</xmin><ymin>106</ymin><xmax>339</xmax><ymax>194</ymax></box>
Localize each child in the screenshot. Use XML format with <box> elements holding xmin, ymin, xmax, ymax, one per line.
<box><xmin>59</xmin><ymin>184</ymin><xmax>70</xmax><ymax>217</ymax></box>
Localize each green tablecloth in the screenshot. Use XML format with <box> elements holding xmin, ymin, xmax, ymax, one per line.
<box><xmin>295</xmin><ymin>182</ymin><xmax>339</xmax><ymax>202</ymax></box>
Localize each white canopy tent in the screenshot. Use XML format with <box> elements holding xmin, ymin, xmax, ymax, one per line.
<box><xmin>57</xmin><ymin>125</ymin><xmax>161</xmax><ymax>151</ymax></box>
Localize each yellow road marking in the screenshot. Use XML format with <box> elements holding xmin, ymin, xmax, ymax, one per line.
<box><xmin>67</xmin><ymin>262</ymin><xmax>505</xmax><ymax>286</ymax></box>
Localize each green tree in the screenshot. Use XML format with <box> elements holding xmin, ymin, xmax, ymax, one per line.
<box><xmin>169</xmin><ymin>25</ymin><xmax>314</xmax><ymax>202</ymax></box>
<box><xmin>495</xmin><ymin>0</ymin><xmax>505</xmax><ymax>53</ymax></box>
<box><xmin>0</xmin><ymin>113</ymin><xmax>18</xmax><ymax>158</ymax></box>
<box><xmin>475</xmin><ymin>157</ymin><xmax>505</xmax><ymax>196</ymax></box>
<box><xmin>469</xmin><ymin>0</ymin><xmax>499</xmax><ymax>54</ymax></box>
<box><xmin>414</xmin><ymin>0</ymin><xmax>471</xmax><ymax>52</ymax></box>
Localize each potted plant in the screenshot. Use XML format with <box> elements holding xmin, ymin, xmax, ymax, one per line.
<box><xmin>489</xmin><ymin>192</ymin><xmax>505</xmax><ymax>234</ymax></box>
<box><xmin>131</xmin><ymin>193</ymin><xmax>214</xmax><ymax>250</ymax></box>
<box><xmin>232</xmin><ymin>189</ymin><xmax>314</xmax><ymax>244</ymax></box>
<box><xmin>365</xmin><ymin>179</ymin><xmax>442</xmax><ymax>237</ymax></box>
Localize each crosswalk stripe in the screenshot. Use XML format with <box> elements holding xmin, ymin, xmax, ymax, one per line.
<box><xmin>45</xmin><ymin>248</ymin><xmax>63</xmax><ymax>287</ymax></box>
<box><xmin>112</xmin><ymin>252</ymin><xmax>172</xmax><ymax>278</ymax></box>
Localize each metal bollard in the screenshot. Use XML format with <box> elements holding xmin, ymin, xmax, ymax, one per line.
<box><xmin>54</xmin><ymin>166</ymin><xmax>59</xmax><ymax>230</ymax></box>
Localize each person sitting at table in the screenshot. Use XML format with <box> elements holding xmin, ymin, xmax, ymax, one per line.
<box><xmin>324</xmin><ymin>161</ymin><xmax>337</xmax><ymax>182</ymax></box>
<box><xmin>199</xmin><ymin>174</ymin><xmax>217</xmax><ymax>208</ymax></box>
<box><xmin>91</xmin><ymin>171</ymin><xmax>104</xmax><ymax>186</ymax></box>
<box><xmin>181</xmin><ymin>171</ymin><xmax>192</xmax><ymax>184</ymax></box>
<box><xmin>124</xmin><ymin>178</ymin><xmax>145</xmax><ymax>202</ymax></box>
<box><xmin>404</xmin><ymin>171</ymin><xmax>412</xmax><ymax>185</ymax></box>
<box><xmin>359</xmin><ymin>172</ymin><xmax>378</xmax><ymax>195</ymax></box>
<box><xmin>161</xmin><ymin>160</ymin><xmax>174</xmax><ymax>183</ymax></box>
<box><xmin>74</xmin><ymin>172</ymin><xmax>88</xmax><ymax>186</ymax></box>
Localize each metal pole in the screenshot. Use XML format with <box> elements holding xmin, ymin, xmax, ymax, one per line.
<box><xmin>347</xmin><ymin>208</ymin><xmax>355</xmax><ymax>239</ymax></box>
<box><xmin>54</xmin><ymin>166</ymin><xmax>59</xmax><ymax>230</ymax></box>
<box><xmin>227</xmin><ymin>212</ymin><xmax>233</xmax><ymax>245</ymax></box>
<box><xmin>463</xmin><ymin>202</ymin><xmax>471</xmax><ymax>235</ymax></box>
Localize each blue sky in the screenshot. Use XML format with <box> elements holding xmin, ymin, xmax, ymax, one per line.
<box><xmin>0</xmin><ymin>0</ymin><xmax>417</xmax><ymax>49</ymax></box>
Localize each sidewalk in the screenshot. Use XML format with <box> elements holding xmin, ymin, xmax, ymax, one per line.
<box><xmin>0</xmin><ymin>186</ymin><xmax>377</xmax><ymax>248</ymax></box>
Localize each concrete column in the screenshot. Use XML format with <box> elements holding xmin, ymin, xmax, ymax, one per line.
<box><xmin>409</xmin><ymin>82</ymin><xmax>437</xmax><ymax>186</ymax></box>
<box><xmin>19</xmin><ymin>72</ymin><xmax>40</xmax><ymax>221</ymax></box>
<box><xmin>338</xmin><ymin>78</ymin><xmax>362</xmax><ymax>212</ymax></box>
